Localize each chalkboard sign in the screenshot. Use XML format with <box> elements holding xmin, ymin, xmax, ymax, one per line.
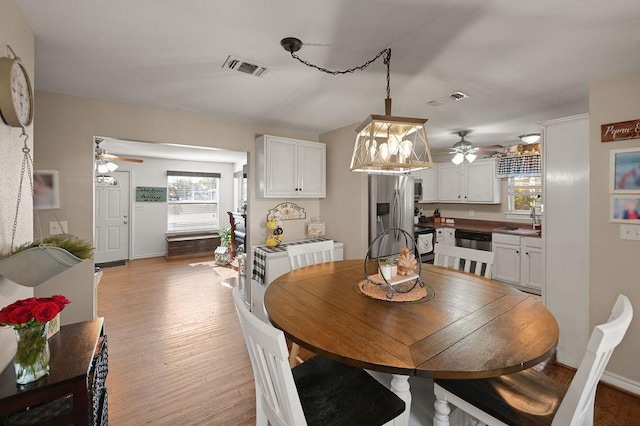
<box><xmin>136</xmin><ymin>187</ymin><xmax>167</xmax><ymax>202</ymax></box>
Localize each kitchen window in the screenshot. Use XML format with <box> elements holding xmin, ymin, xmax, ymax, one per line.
<box><xmin>167</xmin><ymin>171</ymin><xmax>220</xmax><ymax>233</ymax></box>
<box><xmin>508</xmin><ymin>176</ymin><xmax>542</xmax><ymax>214</ymax></box>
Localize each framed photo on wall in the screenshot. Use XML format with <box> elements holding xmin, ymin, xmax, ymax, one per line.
<box><xmin>611</xmin><ymin>195</ymin><xmax>640</xmax><ymax>222</ymax></box>
<box><xmin>610</xmin><ymin>148</ymin><xmax>640</xmax><ymax>193</ymax></box>
<box><xmin>34</xmin><ymin>170</ymin><xmax>60</xmax><ymax>210</ymax></box>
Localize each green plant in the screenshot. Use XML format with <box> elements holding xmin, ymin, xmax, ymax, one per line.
<box><xmin>12</xmin><ymin>235</ymin><xmax>94</xmax><ymax>259</ymax></box>
<box><xmin>219</xmin><ymin>228</ymin><xmax>232</xmax><ymax>247</ymax></box>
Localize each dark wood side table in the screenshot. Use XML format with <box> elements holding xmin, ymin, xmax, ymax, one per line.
<box><xmin>0</xmin><ymin>317</ymin><xmax>107</xmax><ymax>425</ymax></box>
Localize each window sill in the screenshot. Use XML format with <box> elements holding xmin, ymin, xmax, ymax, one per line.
<box><xmin>505</xmin><ymin>212</ymin><xmax>544</xmax><ymax>221</ymax></box>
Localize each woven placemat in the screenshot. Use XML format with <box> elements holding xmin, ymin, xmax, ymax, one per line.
<box><xmin>355</xmin><ymin>278</ymin><xmax>434</xmax><ymax>302</ymax></box>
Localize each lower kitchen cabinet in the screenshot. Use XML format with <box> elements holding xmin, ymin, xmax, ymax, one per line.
<box><xmin>435</xmin><ymin>228</ymin><xmax>455</xmax><ymax>246</ymax></box>
<box><xmin>492</xmin><ymin>233</ymin><xmax>542</xmax><ymax>293</ymax></box>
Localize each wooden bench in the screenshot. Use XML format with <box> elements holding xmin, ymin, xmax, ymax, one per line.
<box><xmin>165</xmin><ymin>233</ymin><xmax>220</xmax><ymax>259</ymax></box>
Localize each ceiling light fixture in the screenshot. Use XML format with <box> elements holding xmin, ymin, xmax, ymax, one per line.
<box><xmin>95</xmin><ymin>158</ymin><xmax>118</xmax><ymax>173</ymax></box>
<box><xmin>450</xmin><ymin>131</ymin><xmax>477</xmax><ymax>164</ymax></box>
<box><xmin>519</xmin><ymin>133</ymin><xmax>541</xmax><ymax>144</ymax></box>
<box><xmin>280</xmin><ymin>37</ymin><xmax>433</xmax><ymax>174</ymax></box>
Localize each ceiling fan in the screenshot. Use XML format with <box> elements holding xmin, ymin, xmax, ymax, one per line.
<box><xmin>94</xmin><ymin>137</ymin><xmax>143</xmax><ymax>173</ymax></box>
<box><xmin>435</xmin><ymin>131</ymin><xmax>504</xmax><ymax>164</ymax></box>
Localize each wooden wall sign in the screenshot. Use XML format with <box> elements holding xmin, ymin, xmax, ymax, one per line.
<box><xmin>601</xmin><ymin>119</ymin><xmax>640</xmax><ymax>142</ymax></box>
<box><xmin>136</xmin><ymin>186</ymin><xmax>167</xmax><ymax>202</ymax></box>
<box><xmin>267</xmin><ymin>202</ymin><xmax>306</xmax><ymax>220</ymax></box>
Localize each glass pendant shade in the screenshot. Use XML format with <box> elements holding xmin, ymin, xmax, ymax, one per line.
<box><xmin>95</xmin><ymin>160</ymin><xmax>118</xmax><ymax>173</ymax></box>
<box><xmin>351</xmin><ymin>115</ymin><xmax>434</xmax><ymax>174</ymax></box>
<box><xmin>451</xmin><ymin>153</ymin><xmax>464</xmax><ymax>165</ymax></box>
<box><xmin>465</xmin><ymin>153</ymin><xmax>477</xmax><ymax>163</ymax></box>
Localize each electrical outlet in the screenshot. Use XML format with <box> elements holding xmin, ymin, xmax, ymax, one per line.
<box><xmin>49</xmin><ymin>221</ymin><xmax>68</xmax><ymax>235</ymax></box>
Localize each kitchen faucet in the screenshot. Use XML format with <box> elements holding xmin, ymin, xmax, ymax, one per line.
<box><xmin>530</xmin><ymin>205</ymin><xmax>540</xmax><ymax>229</ymax></box>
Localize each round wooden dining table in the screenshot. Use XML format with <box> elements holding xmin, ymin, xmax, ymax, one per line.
<box><xmin>264</xmin><ymin>259</ymin><xmax>559</xmax><ymax>426</ymax></box>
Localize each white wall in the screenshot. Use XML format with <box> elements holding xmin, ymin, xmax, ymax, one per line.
<box><xmin>115</xmin><ymin>156</ymin><xmax>237</xmax><ymax>259</ymax></box>
<box><xmin>0</xmin><ymin>0</ymin><xmax>35</xmax><ymax>372</ymax></box>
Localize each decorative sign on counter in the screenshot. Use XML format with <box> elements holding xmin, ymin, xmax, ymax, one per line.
<box><xmin>267</xmin><ymin>202</ymin><xmax>306</xmax><ymax>220</ymax></box>
<box><xmin>136</xmin><ymin>186</ymin><xmax>167</xmax><ymax>202</ymax></box>
<box><xmin>601</xmin><ymin>118</ymin><xmax>640</xmax><ymax>142</ymax></box>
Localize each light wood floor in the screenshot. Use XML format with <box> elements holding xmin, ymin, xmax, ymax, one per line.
<box><xmin>98</xmin><ymin>256</ymin><xmax>640</xmax><ymax>425</ymax></box>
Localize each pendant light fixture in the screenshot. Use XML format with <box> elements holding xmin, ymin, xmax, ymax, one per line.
<box><xmin>281</xmin><ymin>37</ymin><xmax>433</xmax><ymax>174</ymax></box>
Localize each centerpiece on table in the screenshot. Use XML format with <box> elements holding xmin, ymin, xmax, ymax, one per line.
<box><xmin>0</xmin><ymin>295</ymin><xmax>70</xmax><ymax>384</ymax></box>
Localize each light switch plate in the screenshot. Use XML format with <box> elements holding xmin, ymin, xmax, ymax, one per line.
<box><xmin>49</xmin><ymin>221</ymin><xmax>68</xmax><ymax>235</ymax></box>
<box><xmin>620</xmin><ymin>224</ymin><xmax>640</xmax><ymax>240</ymax></box>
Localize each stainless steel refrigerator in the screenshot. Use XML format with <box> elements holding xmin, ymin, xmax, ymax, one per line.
<box><xmin>368</xmin><ymin>174</ymin><xmax>415</xmax><ymax>258</ymax></box>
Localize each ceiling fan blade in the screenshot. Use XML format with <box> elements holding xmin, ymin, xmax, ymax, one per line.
<box><xmin>97</xmin><ymin>152</ymin><xmax>144</xmax><ymax>163</ymax></box>
<box><xmin>114</xmin><ymin>156</ymin><xmax>144</xmax><ymax>163</ymax></box>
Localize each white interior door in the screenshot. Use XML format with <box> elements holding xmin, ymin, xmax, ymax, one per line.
<box><xmin>95</xmin><ymin>171</ymin><xmax>130</xmax><ymax>263</ymax></box>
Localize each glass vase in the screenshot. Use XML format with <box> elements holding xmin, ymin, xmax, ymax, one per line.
<box><xmin>13</xmin><ymin>322</ymin><xmax>50</xmax><ymax>385</ymax></box>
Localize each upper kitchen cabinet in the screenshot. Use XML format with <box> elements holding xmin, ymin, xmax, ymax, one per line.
<box><xmin>413</xmin><ymin>167</ymin><xmax>437</xmax><ymax>203</ymax></box>
<box><xmin>436</xmin><ymin>159</ymin><xmax>500</xmax><ymax>204</ymax></box>
<box><xmin>255</xmin><ymin>135</ymin><xmax>326</xmax><ymax>198</ymax></box>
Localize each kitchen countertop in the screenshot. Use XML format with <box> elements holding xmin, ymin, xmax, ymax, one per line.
<box><xmin>416</xmin><ymin>218</ymin><xmax>542</xmax><ymax>238</ymax></box>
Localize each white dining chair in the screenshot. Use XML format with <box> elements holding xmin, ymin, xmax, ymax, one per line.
<box><xmin>285</xmin><ymin>239</ymin><xmax>334</xmax><ymax>367</ymax></box>
<box><xmin>232</xmin><ymin>286</ymin><xmax>405</xmax><ymax>426</ymax></box>
<box><xmin>433</xmin><ymin>243</ymin><xmax>495</xmax><ymax>278</ymax></box>
<box><xmin>286</xmin><ymin>239</ymin><xmax>335</xmax><ymax>270</ymax></box>
<box><xmin>433</xmin><ymin>294</ymin><xmax>633</xmax><ymax>426</ymax></box>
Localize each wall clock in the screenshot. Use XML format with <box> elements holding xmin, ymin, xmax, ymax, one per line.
<box><xmin>0</xmin><ymin>56</ymin><xmax>33</xmax><ymax>128</ymax></box>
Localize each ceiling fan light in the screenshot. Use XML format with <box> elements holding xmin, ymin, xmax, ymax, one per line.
<box><xmin>106</xmin><ymin>161</ymin><xmax>119</xmax><ymax>172</ymax></box>
<box><xmin>465</xmin><ymin>153</ymin><xmax>477</xmax><ymax>163</ymax></box>
<box><xmin>96</xmin><ymin>162</ymin><xmax>110</xmax><ymax>173</ymax></box>
<box><xmin>452</xmin><ymin>153</ymin><xmax>464</xmax><ymax>165</ymax></box>
<box><xmin>519</xmin><ymin>133</ymin><xmax>541</xmax><ymax>144</ymax></box>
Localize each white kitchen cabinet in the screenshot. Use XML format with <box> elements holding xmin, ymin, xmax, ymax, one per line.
<box><xmin>436</xmin><ymin>159</ymin><xmax>501</xmax><ymax>204</ymax></box>
<box><xmin>435</xmin><ymin>227</ymin><xmax>455</xmax><ymax>246</ymax></box>
<box><xmin>521</xmin><ymin>237</ymin><xmax>543</xmax><ymax>290</ymax></box>
<box><xmin>255</xmin><ymin>135</ymin><xmax>326</xmax><ymax>198</ymax></box>
<box><xmin>492</xmin><ymin>233</ymin><xmax>521</xmax><ymax>284</ymax></box>
<box><xmin>492</xmin><ymin>233</ymin><xmax>543</xmax><ymax>293</ymax></box>
<box><xmin>415</xmin><ymin>167</ymin><xmax>437</xmax><ymax>202</ymax></box>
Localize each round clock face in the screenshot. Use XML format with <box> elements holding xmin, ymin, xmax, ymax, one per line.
<box><xmin>0</xmin><ymin>58</ymin><xmax>33</xmax><ymax>128</ymax></box>
<box><xmin>10</xmin><ymin>62</ymin><xmax>32</xmax><ymax>126</ymax></box>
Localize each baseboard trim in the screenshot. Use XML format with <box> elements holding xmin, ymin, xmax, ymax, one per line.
<box><xmin>601</xmin><ymin>371</ymin><xmax>640</xmax><ymax>396</ymax></box>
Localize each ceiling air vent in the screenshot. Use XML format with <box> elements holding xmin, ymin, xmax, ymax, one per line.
<box><xmin>427</xmin><ymin>91</ymin><xmax>470</xmax><ymax>107</ymax></box>
<box><xmin>222</xmin><ymin>55</ymin><xmax>269</xmax><ymax>77</ymax></box>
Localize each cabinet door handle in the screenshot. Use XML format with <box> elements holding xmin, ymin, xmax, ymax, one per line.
<box><xmin>516</xmin><ymin>250</ymin><xmax>519</xmax><ymax>254</ymax></box>
<box><xmin>525</xmin><ymin>251</ymin><xmax>529</xmax><ymax>255</ymax></box>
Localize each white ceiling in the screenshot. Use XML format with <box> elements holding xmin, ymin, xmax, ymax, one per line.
<box><xmin>96</xmin><ymin>137</ymin><xmax>248</xmax><ymax>164</ymax></box>
<box><xmin>16</xmin><ymin>0</ymin><xmax>640</xmax><ymax>156</ymax></box>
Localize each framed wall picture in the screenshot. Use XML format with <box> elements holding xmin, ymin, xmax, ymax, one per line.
<box><xmin>610</xmin><ymin>148</ymin><xmax>640</xmax><ymax>193</ymax></box>
<box><xmin>611</xmin><ymin>195</ymin><xmax>640</xmax><ymax>222</ymax></box>
<box><xmin>34</xmin><ymin>170</ymin><xmax>60</xmax><ymax>210</ymax></box>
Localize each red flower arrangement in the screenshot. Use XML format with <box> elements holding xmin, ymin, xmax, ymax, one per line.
<box><xmin>0</xmin><ymin>295</ymin><xmax>70</xmax><ymax>329</ymax></box>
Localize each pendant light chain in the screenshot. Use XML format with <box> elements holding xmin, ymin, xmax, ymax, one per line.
<box><xmin>384</xmin><ymin>49</ymin><xmax>391</xmax><ymax>99</ymax></box>
<box><xmin>11</xmin><ymin>129</ymin><xmax>40</xmax><ymax>253</ymax></box>
<box><xmin>289</xmin><ymin>47</ymin><xmax>391</xmax><ymax>77</ymax></box>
